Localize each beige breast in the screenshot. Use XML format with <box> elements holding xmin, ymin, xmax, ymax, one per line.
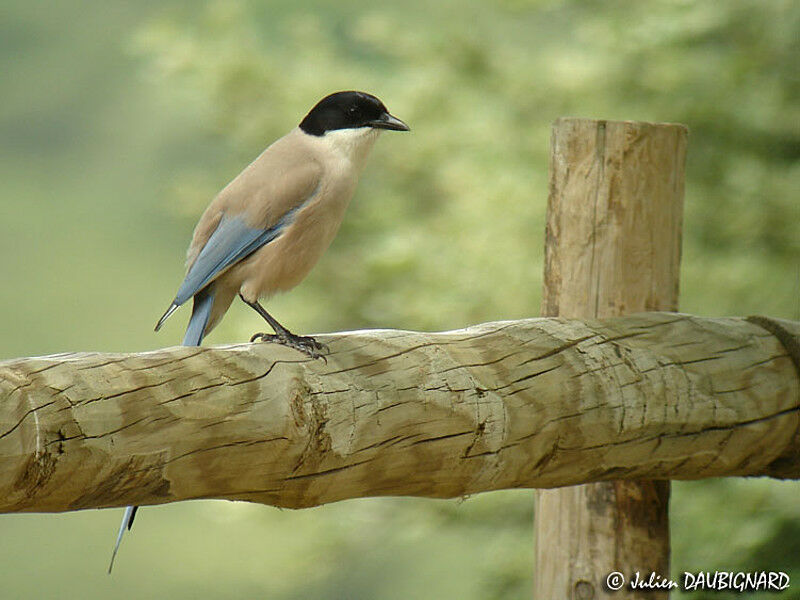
<box><xmin>230</xmin><ymin>127</ymin><xmax>380</xmax><ymax>302</ymax></box>
<box><xmin>236</xmin><ymin>172</ymin><xmax>357</xmax><ymax>300</ymax></box>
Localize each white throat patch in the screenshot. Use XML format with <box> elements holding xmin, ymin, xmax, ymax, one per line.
<box><xmin>313</xmin><ymin>127</ymin><xmax>381</xmax><ymax>170</ymax></box>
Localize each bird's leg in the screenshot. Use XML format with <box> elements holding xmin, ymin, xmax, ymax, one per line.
<box><xmin>239</xmin><ymin>294</ymin><xmax>329</xmax><ymax>360</ymax></box>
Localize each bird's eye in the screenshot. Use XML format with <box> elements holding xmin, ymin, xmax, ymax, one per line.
<box><xmin>348</xmin><ymin>105</ymin><xmax>359</xmax><ymax>116</ymax></box>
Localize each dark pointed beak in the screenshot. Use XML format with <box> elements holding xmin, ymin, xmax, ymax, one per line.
<box><xmin>369</xmin><ymin>112</ymin><xmax>410</xmax><ymax>131</ymax></box>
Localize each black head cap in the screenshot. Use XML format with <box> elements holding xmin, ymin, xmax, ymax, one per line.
<box><xmin>299</xmin><ymin>91</ymin><xmax>409</xmax><ymax>136</ymax></box>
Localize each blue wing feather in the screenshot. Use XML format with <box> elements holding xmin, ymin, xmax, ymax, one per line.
<box><xmin>154</xmin><ymin>183</ymin><xmax>318</xmax><ymax>331</ymax></box>
<box><xmin>174</xmin><ymin>215</ymin><xmax>281</xmax><ymax>306</ymax></box>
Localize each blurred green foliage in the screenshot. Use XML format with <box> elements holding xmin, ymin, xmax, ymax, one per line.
<box><xmin>0</xmin><ymin>0</ymin><xmax>797</xmax><ymax>598</ymax></box>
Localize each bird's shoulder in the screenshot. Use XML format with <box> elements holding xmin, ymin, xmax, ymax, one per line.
<box><xmin>220</xmin><ymin>129</ymin><xmax>324</xmax><ymax>219</ymax></box>
<box><xmin>185</xmin><ymin>129</ymin><xmax>324</xmax><ymax>267</ymax></box>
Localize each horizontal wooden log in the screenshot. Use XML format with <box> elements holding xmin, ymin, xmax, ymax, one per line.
<box><xmin>0</xmin><ymin>312</ymin><xmax>798</xmax><ymax>514</ymax></box>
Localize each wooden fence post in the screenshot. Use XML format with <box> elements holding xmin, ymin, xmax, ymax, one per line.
<box><xmin>534</xmin><ymin>118</ymin><xmax>688</xmax><ymax>599</ymax></box>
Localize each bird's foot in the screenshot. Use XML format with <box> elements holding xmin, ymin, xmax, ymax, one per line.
<box><xmin>250</xmin><ymin>331</ymin><xmax>329</xmax><ymax>361</ymax></box>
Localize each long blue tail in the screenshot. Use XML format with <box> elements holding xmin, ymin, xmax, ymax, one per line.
<box><xmin>182</xmin><ymin>286</ymin><xmax>216</xmax><ymax>346</ymax></box>
<box><xmin>108</xmin><ymin>506</ymin><xmax>137</xmax><ymax>573</ymax></box>
<box><xmin>108</xmin><ymin>286</ymin><xmax>216</xmax><ymax>573</ymax></box>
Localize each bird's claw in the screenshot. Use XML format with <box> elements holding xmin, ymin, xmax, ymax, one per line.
<box><xmin>250</xmin><ymin>332</ymin><xmax>329</xmax><ymax>361</ymax></box>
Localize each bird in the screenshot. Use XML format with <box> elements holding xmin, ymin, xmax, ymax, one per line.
<box><xmin>107</xmin><ymin>90</ymin><xmax>409</xmax><ymax>573</ymax></box>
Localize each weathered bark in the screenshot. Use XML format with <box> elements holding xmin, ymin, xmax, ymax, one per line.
<box><xmin>0</xmin><ymin>313</ymin><xmax>797</xmax><ymax>515</ymax></box>
<box><xmin>535</xmin><ymin>118</ymin><xmax>687</xmax><ymax>599</ymax></box>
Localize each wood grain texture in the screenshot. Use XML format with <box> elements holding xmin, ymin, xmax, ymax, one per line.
<box><xmin>0</xmin><ymin>313</ymin><xmax>797</xmax><ymax>515</ymax></box>
<box><xmin>536</xmin><ymin>118</ymin><xmax>688</xmax><ymax>600</ymax></box>
<box><xmin>542</xmin><ymin>118</ymin><xmax>686</xmax><ymax>317</ymax></box>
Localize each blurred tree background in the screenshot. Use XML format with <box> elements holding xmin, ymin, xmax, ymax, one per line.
<box><xmin>1</xmin><ymin>0</ymin><xmax>798</xmax><ymax>598</ymax></box>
